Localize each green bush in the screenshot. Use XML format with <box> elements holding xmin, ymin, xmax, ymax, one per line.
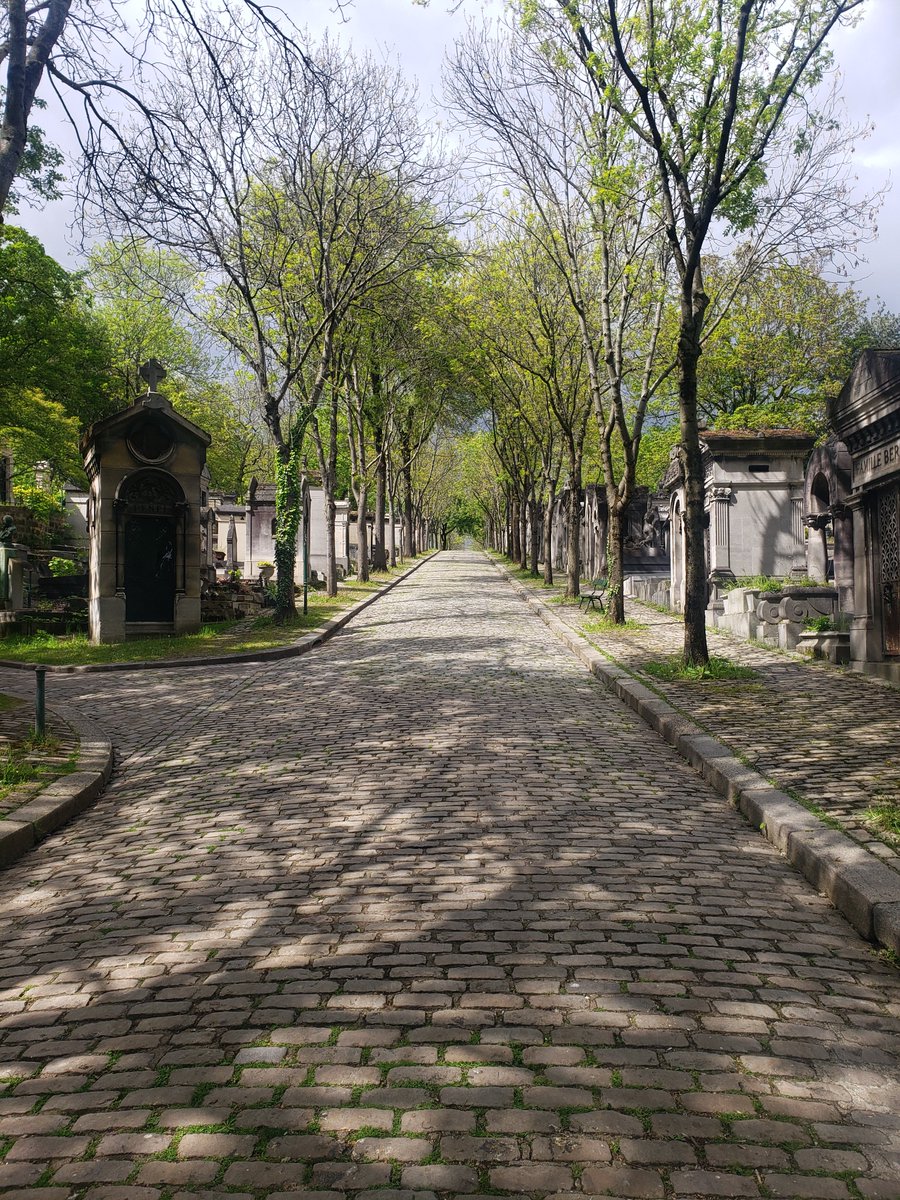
<box><xmin>48</xmin><ymin>556</ymin><xmax>81</xmax><ymax>577</ymax></box>
<box><xmin>804</xmin><ymin>615</ymin><xmax>834</xmax><ymax>633</ymax></box>
<box><xmin>12</xmin><ymin>482</ymin><xmax>64</xmax><ymax>522</ymax></box>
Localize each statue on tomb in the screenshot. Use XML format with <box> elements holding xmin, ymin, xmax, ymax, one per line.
<box><xmin>0</xmin><ymin>514</ymin><xmax>17</xmax><ymax>545</ymax></box>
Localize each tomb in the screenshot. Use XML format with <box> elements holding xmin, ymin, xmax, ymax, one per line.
<box><xmin>827</xmin><ymin>350</ymin><xmax>900</xmax><ymax>679</ymax></box>
<box><xmin>664</xmin><ymin>429</ymin><xmax>813</xmax><ymax>613</ymax></box>
<box><xmin>81</xmin><ymin>360</ymin><xmax>211</xmax><ymax>643</ymax></box>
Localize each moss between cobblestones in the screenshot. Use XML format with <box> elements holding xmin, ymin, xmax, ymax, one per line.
<box><xmin>862</xmin><ymin>798</ymin><xmax>900</xmax><ymax>848</ymax></box>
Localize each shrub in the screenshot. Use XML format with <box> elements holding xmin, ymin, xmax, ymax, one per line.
<box><xmin>805</xmin><ymin>615</ymin><xmax>834</xmax><ymax>633</ymax></box>
<box><xmin>12</xmin><ymin>483</ymin><xmax>64</xmax><ymax>522</ymax></box>
<box><xmin>48</xmin><ymin>557</ymin><xmax>81</xmax><ymax>577</ymax></box>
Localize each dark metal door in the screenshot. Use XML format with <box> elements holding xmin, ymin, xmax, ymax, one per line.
<box><xmin>124</xmin><ymin>515</ymin><xmax>176</xmax><ymax>622</ymax></box>
<box><xmin>878</xmin><ymin>484</ymin><xmax>900</xmax><ymax>656</ymax></box>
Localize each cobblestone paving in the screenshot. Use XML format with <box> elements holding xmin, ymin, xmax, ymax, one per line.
<box><xmin>536</xmin><ymin>579</ymin><xmax>900</xmax><ymax>872</ymax></box>
<box><xmin>0</xmin><ymin>550</ymin><xmax>897</xmax><ymax>1200</ymax></box>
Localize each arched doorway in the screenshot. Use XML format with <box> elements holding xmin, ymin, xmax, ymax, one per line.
<box><xmin>117</xmin><ymin>471</ymin><xmax>186</xmax><ymax>625</ymax></box>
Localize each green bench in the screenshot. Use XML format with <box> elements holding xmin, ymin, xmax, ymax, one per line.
<box><xmin>579</xmin><ymin>576</ymin><xmax>609</xmax><ymax>612</ymax></box>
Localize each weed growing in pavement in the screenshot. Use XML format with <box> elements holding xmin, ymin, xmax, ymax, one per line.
<box><xmin>876</xmin><ymin>946</ymin><xmax>900</xmax><ymax>969</ymax></box>
<box><xmin>641</xmin><ymin>655</ymin><xmax>757</xmax><ymax>682</ymax></box>
<box><xmin>581</xmin><ymin>615</ymin><xmax>648</xmax><ymax>634</ymax></box>
<box><xmin>861</xmin><ymin>798</ymin><xmax>900</xmax><ymax>848</ymax></box>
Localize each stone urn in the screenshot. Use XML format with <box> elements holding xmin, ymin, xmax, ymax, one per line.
<box><xmin>258</xmin><ymin>562</ymin><xmax>275</xmax><ymax>583</ymax></box>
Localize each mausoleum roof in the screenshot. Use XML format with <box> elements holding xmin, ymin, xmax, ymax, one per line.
<box><xmin>699</xmin><ymin>429</ymin><xmax>814</xmax><ymax>457</ymax></box>
<box><xmin>829</xmin><ymin>348</ymin><xmax>900</xmax><ymax>440</ymax></box>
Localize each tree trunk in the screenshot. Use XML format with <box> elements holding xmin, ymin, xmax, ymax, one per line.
<box><xmin>519</xmin><ymin>489</ymin><xmax>528</xmax><ymax>571</ymax></box>
<box><xmin>312</xmin><ymin>396</ymin><xmax>339</xmax><ymax>598</ymax></box>
<box><xmin>606</xmin><ymin>493</ymin><xmax>625</xmax><ymax>624</ymax></box>
<box><xmin>529</xmin><ymin>496</ymin><xmax>541</xmax><ymax>576</ymax></box>
<box><xmin>509</xmin><ymin>495</ymin><xmax>520</xmax><ymax>563</ymax></box>
<box><xmin>273</xmin><ymin>444</ymin><xmax>300</xmax><ymax>620</ymax></box>
<box><xmin>372</xmin><ymin>426</ymin><xmax>387</xmax><ymax>571</ymax></box>
<box><xmin>388</xmin><ymin>485</ymin><xmax>397</xmax><ymax>567</ymax></box>
<box><xmin>543</xmin><ymin>483</ymin><xmax>556</xmax><ymax>586</ymax></box>
<box><xmin>678</xmin><ymin>302</ymin><xmax>710</xmax><ymax>665</ymax></box>
<box><xmin>401</xmin><ymin>430</ymin><xmax>415</xmax><ymax>557</ymax></box>
<box><xmin>355</xmin><ymin>487</ymin><xmax>369</xmax><ymax>581</ymax></box>
<box><xmin>324</xmin><ymin>488</ymin><xmax>337</xmax><ymax>596</ymax></box>
<box><xmin>565</xmin><ymin>486</ymin><xmax>581</xmax><ymax>599</ymax></box>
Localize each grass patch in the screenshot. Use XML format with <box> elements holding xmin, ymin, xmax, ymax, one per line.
<box><xmin>0</xmin><ymin>566</ymin><xmax>416</xmax><ymax>667</ymax></box>
<box><xmin>0</xmin><ymin>729</ymin><xmax>76</xmax><ymax>807</ymax></box>
<box><xmin>581</xmin><ymin>615</ymin><xmax>647</xmax><ymax>634</ymax></box>
<box><xmin>722</xmin><ymin>574</ymin><xmax>822</xmax><ymax>592</ymax></box>
<box><xmin>861</xmin><ymin>799</ymin><xmax>900</xmax><ymax>848</ymax></box>
<box><xmin>641</xmin><ymin>654</ymin><xmax>757</xmax><ymax>682</ymax></box>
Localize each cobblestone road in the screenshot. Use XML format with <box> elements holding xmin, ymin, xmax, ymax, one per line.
<box><xmin>0</xmin><ymin>551</ymin><xmax>897</xmax><ymax>1200</ymax></box>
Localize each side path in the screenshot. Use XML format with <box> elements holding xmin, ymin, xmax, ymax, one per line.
<box><xmin>529</xmin><ymin>570</ymin><xmax>900</xmax><ymax>872</ymax></box>
<box><xmin>0</xmin><ymin>551</ymin><xmax>896</xmax><ymax>1199</ymax></box>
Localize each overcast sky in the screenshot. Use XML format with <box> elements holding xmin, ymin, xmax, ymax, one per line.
<box><xmin>16</xmin><ymin>0</ymin><xmax>900</xmax><ymax>309</ymax></box>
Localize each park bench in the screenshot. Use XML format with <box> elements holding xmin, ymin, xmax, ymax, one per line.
<box><xmin>579</xmin><ymin>576</ymin><xmax>609</xmax><ymax>612</ymax></box>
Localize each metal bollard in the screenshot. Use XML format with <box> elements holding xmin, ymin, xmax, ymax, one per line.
<box><xmin>34</xmin><ymin>665</ymin><xmax>46</xmax><ymax>739</ymax></box>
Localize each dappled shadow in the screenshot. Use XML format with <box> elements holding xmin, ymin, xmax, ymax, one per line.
<box><xmin>0</xmin><ymin>551</ymin><xmax>897</xmax><ymax>1192</ymax></box>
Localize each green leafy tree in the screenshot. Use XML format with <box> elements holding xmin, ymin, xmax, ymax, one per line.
<box><xmin>0</xmin><ymin>225</ymin><xmax>111</xmax><ymax>479</ymax></box>
<box><xmin>88</xmin><ymin>242</ymin><xmax>272</xmax><ymax>495</ymax></box>
<box><xmin>562</xmin><ymin>0</ymin><xmax>873</xmax><ymax>662</ymax></box>
<box><xmin>698</xmin><ymin>261</ymin><xmax>872</xmax><ymax>436</ymax></box>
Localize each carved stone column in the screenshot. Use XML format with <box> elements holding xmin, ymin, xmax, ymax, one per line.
<box><xmin>847</xmin><ymin>494</ymin><xmax>880</xmax><ymax>664</ymax></box>
<box><xmin>709</xmin><ymin>487</ymin><xmax>733</xmax><ymax>576</ymax></box>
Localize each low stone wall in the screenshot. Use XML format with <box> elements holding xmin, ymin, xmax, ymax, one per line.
<box><xmin>711</xmin><ymin>585</ymin><xmax>839</xmax><ymax>652</ymax></box>
<box><xmin>624</xmin><ymin>575</ymin><xmax>672</xmax><ymax>609</ymax></box>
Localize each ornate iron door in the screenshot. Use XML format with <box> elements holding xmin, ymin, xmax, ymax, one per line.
<box><xmin>878</xmin><ymin>484</ymin><xmax>900</xmax><ymax>656</ymax></box>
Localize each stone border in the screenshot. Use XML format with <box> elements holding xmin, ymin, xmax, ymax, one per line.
<box><xmin>0</xmin><ymin>554</ymin><xmax>437</xmax><ymax>675</ymax></box>
<box><xmin>0</xmin><ymin>704</ymin><xmax>113</xmax><ymax>869</ymax></box>
<box><xmin>493</xmin><ymin>558</ymin><xmax>900</xmax><ymax>956</ymax></box>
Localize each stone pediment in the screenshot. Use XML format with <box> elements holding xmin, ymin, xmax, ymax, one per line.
<box><xmin>829</xmin><ymin>349</ymin><xmax>900</xmax><ymax>442</ymax></box>
<box><xmin>81</xmin><ymin>396</ymin><xmax>212</xmax><ymax>460</ymax></box>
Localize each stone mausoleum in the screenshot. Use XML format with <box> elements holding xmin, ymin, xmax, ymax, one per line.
<box><xmin>828</xmin><ymin>350</ymin><xmax>900</xmax><ymax>678</ymax></box>
<box><xmin>81</xmin><ymin>361</ymin><xmax>211</xmax><ymax>643</ymax></box>
<box><xmin>664</xmin><ymin>429</ymin><xmax>813</xmax><ymax>611</ymax></box>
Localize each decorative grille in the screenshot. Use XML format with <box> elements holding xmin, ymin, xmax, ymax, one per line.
<box><xmin>880</xmin><ymin>486</ymin><xmax>900</xmax><ymax>583</ymax></box>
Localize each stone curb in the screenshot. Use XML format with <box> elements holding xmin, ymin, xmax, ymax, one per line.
<box><xmin>0</xmin><ymin>554</ymin><xmax>437</xmax><ymax>675</ymax></box>
<box><xmin>492</xmin><ymin>558</ymin><xmax>900</xmax><ymax>956</ymax></box>
<box><xmin>0</xmin><ymin>703</ymin><xmax>114</xmax><ymax>870</ymax></box>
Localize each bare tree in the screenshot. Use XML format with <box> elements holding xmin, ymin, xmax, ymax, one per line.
<box><xmin>0</xmin><ymin>0</ymin><xmax>330</xmax><ymax>219</ymax></box>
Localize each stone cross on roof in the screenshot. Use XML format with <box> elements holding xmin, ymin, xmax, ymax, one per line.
<box><xmin>139</xmin><ymin>359</ymin><xmax>167</xmax><ymax>393</ymax></box>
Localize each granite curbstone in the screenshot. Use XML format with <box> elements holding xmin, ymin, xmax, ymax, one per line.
<box><xmin>0</xmin><ymin>553</ymin><xmax>436</xmax><ymax>675</ymax></box>
<box><xmin>872</xmin><ymin>902</ymin><xmax>900</xmax><ymax>955</ymax></box>
<box><xmin>0</xmin><ymin>705</ymin><xmax>113</xmax><ymax>870</ymax></box>
<box><xmin>492</xmin><ymin>555</ymin><xmax>900</xmax><ymax>954</ymax></box>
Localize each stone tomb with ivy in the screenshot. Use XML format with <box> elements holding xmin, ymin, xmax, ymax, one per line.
<box><xmin>81</xmin><ymin>361</ymin><xmax>211</xmax><ymax>643</ymax></box>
